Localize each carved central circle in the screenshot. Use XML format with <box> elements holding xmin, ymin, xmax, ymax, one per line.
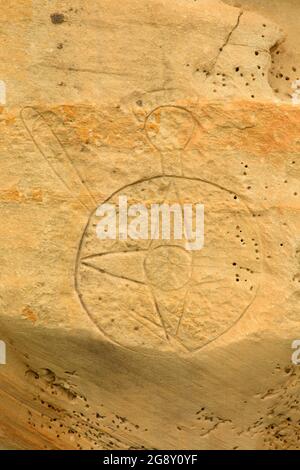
<box><xmin>144</xmin><ymin>245</ymin><xmax>192</xmax><ymax>291</ymax></box>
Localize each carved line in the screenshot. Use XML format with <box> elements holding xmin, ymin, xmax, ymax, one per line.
<box><xmin>20</xmin><ymin>107</ymin><xmax>96</xmax><ymax>211</ymax></box>
<box><xmin>80</xmin><ymin>248</ymin><xmax>148</xmax><ymax>262</ymax></box>
<box><xmin>190</xmin><ymin>283</ymin><xmax>260</xmax><ymax>353</ymax></box>
<box><xmin>175</xmin><ymin>284</ymin><xmax>191</xmax><ymax>337</ymax></box>
<box><xmin>82</xmin><ymin>261</ymin><xmax>146</xmax><ymax>286</ymax></box>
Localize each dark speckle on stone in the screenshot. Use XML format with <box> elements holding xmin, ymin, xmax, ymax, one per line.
<box><xmin>50</xmin><ymin>13</ymin><xmax>65</xmax><ymax>25</ymax></box>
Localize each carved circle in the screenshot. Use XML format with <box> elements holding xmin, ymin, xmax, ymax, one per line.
<box><xmin>75</xmin><ymin>176</ymin><xmax>261</xmax><ymax>354</ymax></box>
<box><xmin>145</xmin><ymin>106</ymin><xmax>196</xmax><ymax>151</ymax></box>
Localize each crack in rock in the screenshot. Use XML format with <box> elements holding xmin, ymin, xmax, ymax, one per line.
<box><xmin>207</xmin><ymin>10</ymin><xmax>244</xmax><ymax>77</ymax></box>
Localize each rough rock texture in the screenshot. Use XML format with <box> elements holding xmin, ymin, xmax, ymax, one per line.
<box><xmin>0</xmin><ymin>0</ymin><xmax>299</xmax><ymax>450</ymax></box>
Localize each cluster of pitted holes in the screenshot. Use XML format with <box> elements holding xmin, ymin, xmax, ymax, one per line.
<box><xmin>29</xmin><ymin>393</ymin><xmax>147</xmax><ymax>450</ymax></box>
<box><xmin>270</xmin><ymin>44</ymin><xmax>299</xmax><ymax>98</ymax></box>
<box><xmin>27</xmin><ymin>407</ymin><xmax>71</xmax><ymax>448</ymax></box>
<box><xmin>194</xmin><ymin>24</ymin><xmax>277</xmax><ymax>99</ymax></box>
<box><xmin>199</xmin><ymin>61</ymin><xmax>259</xmax><ymax>98</ymax></box>
<box><xmin>283</xmin><ymin>160</ymin><xmax>298</xmax><ymax>196</ymax></box>
<box><xmin>289</xmin><ymin>160</ymin><xmax>298</xmax><ymax>196</ymax></box>
<box><xmin>240</xmin><ymin>161</ymin><xmax>250</xmax><ymax>184</ymax></box>
<box><xmin>194</xmin><ymin>407</ymin><xmax>231</xmax><ymax>437</ymax></box>
<box><xmin>27</xmin><ymin>408</ymin><xmax>105</xmax><ymax>450</ymax></box>
<box><xmin>244</xmin><ymin>159</ymin><xmax>298</xmax><ymax>197</ymax></box>
<box><xmin>262</xmin><ymin>366</ymin><xmax>300</xmax><ymax>449</ymax></box>
<box><xmin>229</xmin><ymin>365</ymin><xmax>300</xmax><ymax>450</ymax></box>
<box><xmin>234</xmin><ymin>60</ymin><xmax>261</xmax><ymax>99</ymax></box>
<box><xmin>231</xmin><ymin>223</ymin><xmax>258</xmax><ymax>289</ymax></box>
<box><xmin>195</xmin><ymin>407</ymin><xmax>215</xmax><ymax>423</ymax></box>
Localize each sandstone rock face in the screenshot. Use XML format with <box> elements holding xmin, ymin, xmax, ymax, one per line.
<box><xmin>0</xmin><ymin>0</ymin><xmax>299</xmax><ymax>450</ymax></box>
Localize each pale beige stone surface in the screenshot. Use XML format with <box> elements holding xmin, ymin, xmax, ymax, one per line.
<box><xmin>0</xmin><ymin>0</ymin><xmax>299</xmax><ymax>449</ymax></box>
